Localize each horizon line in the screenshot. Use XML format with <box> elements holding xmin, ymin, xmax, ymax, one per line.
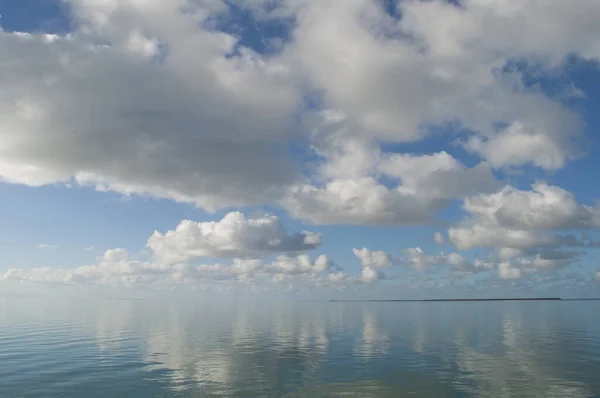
<box><xmin>326</xmin><ymin>298</ymin><xmax>600</xmax><ymax>302</ymax></box>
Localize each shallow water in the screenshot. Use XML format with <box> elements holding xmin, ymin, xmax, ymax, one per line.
<box><xmin>1</xmin><ymin>298</ymin><xmax>599</xmax><ymax>397</ymax></box>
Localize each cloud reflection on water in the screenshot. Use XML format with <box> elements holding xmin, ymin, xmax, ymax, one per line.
<box><xmin>2</xmin><ymin>298</ymin><xmax>600</xmax><ymax>397</ymax></box>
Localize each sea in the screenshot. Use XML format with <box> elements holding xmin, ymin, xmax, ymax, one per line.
<box><xmin>1</xmin><ymin>297</ymin><xmax>600</xmax><ymax>397</ymax></box>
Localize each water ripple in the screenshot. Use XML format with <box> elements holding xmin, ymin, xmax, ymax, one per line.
<box><xmin>1</xmin><ymin>299</ymin><xmax>600</xmax><ymax>397</ymax></box>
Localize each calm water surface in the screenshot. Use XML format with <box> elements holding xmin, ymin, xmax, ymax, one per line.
<box><xmin>1</xmin><ymin>298</ymin><xmax>600</xmax><ymax>397</ymax></box>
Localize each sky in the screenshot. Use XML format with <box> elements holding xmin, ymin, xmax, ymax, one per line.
<box><xmin>1</xmin><ymin>0</ymin><xmax>600</xmax><ymax>298</ymax></box>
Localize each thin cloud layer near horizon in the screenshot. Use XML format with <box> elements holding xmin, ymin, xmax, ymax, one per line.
<box><xmin>1</xmin><ymin>0</ymin><xmax>600</xmax><ymax>298</ymax></box>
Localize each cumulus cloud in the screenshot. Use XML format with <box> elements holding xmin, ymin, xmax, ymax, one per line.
<box><xmin>498</xmin><ymin>262</ymin><xmax>522</xmax><ymax>280</ymax></box>
<box><xmin>519</xmin><ymin>250</ymin><xmax>583</xmax><ymax>270</ymax></box>
<box><xmin>346</xmin><ymin>248</ymin><xmax>392</xmax><ymax>285</ymax></box>
<box><xmin>4</xmin><ymin>248</ymin><xmax>159</xmax><ymax>285</ymax></box>
<box><xmin>0</xmin><ymin>1</ymin><xmax>300</xmax><ymax>210</ymax></box>
<box><xmin>283</xmin><ymin>177</ymin><xmax>440</xmax><ymax>226</ymax></box>
<box><xmin>352</xmin><ymin>248</ymin><xmax>392</xmax><ymax>269</ymax></box>
<box><xmin>148</xmin><ymin>212</ymin><xmax>321</xmax><ymax>263</ymax></box>
<box><xmin>290</xmin><ymin>3</ymin><xmax>510</xmax><ymax>130</ymax></box>
<box><xmin>360</xmin><ymin>266</ymin><xmax>382</xmax><ymax>284</ymax></box>
<box><xmin>463</xmin><ymin>122</ymin><xmax>577</xmax><ymax>170</ymax></box>
<box><xmin>406</xmin><ymin>248</ymin><xmax>445</xmax><ymax>272</ymax></box>
<box><xmin>2</xmin><ymin>210</ymin><xmax>340</xmax><ymax>288</ymax></box>
<box><xmin>2</xmin><ymin>0</ymin><xmax>600</xmax><ymax>292</ymax></box>
<box><xmin>276</xmin><ymin>0</ymin><xmax>594</xmax><ymax>225</ymax></box>
<box><xmin>449</xmin><ymin>183</ymin><xmax>600</xmax><ymax>252</ymax></box>
<box><xmin>473</xmin><ymin>257</ymin><xmax>496</xmax><ymax>272</ymax></box>
<box><xmin>267</xmin><ymin>253</ymin><xmax>335</xmax><ymax>276</ymax></box>
<box><xmin>404</xmin><ymin>248</ymin><xmax>489</xmax><ymax>274</ymax></box>
<box><xmin>1</xmin><ymin>0</ymin><xmax>594</xmax><ymax>223</ymax></box>
<box><xmin>349</xmin><ymin>246</ymin><xmax>494</xmax><ymax>282</ymax></box>
<box><xmin>326</xmin><ymin>271</ymin><xmax>349</xmax><ymax>285</ymax></box>
<box><xmin>2</xmin><ymin>249</ymin><xmax>339</xmax><ymax>287</ymax></box>
<box><xmin>470</xmin><ymin>248</ymin><xmax>584</xmax><ymax>281</ymax></box>
<box><xmin>449</xmin><ymin>225</ymin><xmax>553</xmax><ymax>252</ymax></box>
<box><xmin>282</xmin><ymin>120</ymin><xmax>500</xmax><ymax>225</ymax></box>
<box><xmin>462</xmin><ymin>183</ymin><xmax>600</xmax><ymax>231</ymax></box>
<box><xmin>283</xmin><ymin>0</ymin><xmax>588</xmax><ymax>159</ymax></box>
<box><xmin>445</xmin><ymin>253</ymin><xmax>475</xmax><ymax>273</ymax></box>
<box><xmin>433</xmin><ymin>232</ymin><xmax>445</xmax><ymax>245</ymax></box>
<box><xmin>445</xmin><ymin>182</ymin><xmax>599</xmax><ymax>278</ymax></box>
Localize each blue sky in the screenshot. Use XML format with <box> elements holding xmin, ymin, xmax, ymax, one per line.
<box><xmin>1</xmin><ymin>0</ymin><xmax>600</xmax><ymax>298</ymax></box>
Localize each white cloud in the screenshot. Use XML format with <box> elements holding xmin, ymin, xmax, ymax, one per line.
<box><xmin>147</xmin><ymin>212</ymin><xmax>321</xmax><ymax>264</ymax></box>
<box><xmin>449</xmin><ymin>225</ymin><xmax>554</xmax><ymax>252</ymax></box>
<box><xmin>471</xmin><ymin>248</ymin><xmax>583</xmax><ymax>281</ymax></box>
<box><xmin>379</xmin><ymin>153</ymin><xmax>499</xmax><ymax>200</ymax></box>
<box><xmin>474</xmin><ymin>257</ymin><xmax>496</xmax><ymax>272</ymax></box>
<box><xmin>282</xmin><ymin>122</ymin><xmax>500</xmax><ymax>225</ymax></box>
<box><xmin>448</xmin><ymin>183</ymin><xmax>600</xmax><ymax>269</ymax></box>
<box><xmin>102</xmin><ymin>248</ymin><xmax>128</xmax><ymax>262</ymax></box>
<box><xmin>283</xmin><ymin>0</ymin><xmax>588</xmax><ymax>156</ymax></box>
<box><xmin>352</xmin><ymin>248</ymin><xmax>392</xmax><ymax>269</ymax></box>
<box><xmin>267</xmin><ymin>253</ymin><xmax>335</xmax><ymax>275</ymax></box>
<box><xmin>463</xmin><ymin>183</ymin><xmax>599</xmax><ymax>231</ymax></box>
<box><xmin>404</xmin><ymin>248</ymin><xmax>489</xmax><ymax>274</ymax></box>
<box><xmin>0</xmin><ymin>2</ymin><xmax>300</xmax><ymax>210</ymax></box>
<box><xmin>2</xmin><ymin>249</ymin><xmax>338</xmax><ymax>287</ymax></box>
<box><xmin>406</xmin><ymin>247</ymin><xmax>444</xmax><ymax>271</ymax></box>
<box><xmin>520</xmin><ymin>250</ymin><xmax>582</xmax><ymax>270</ymax></box>
<box><xmin>268</xmin><ymin>0</ymin><xmax>595</xmax><ymax>233</ymax></box>
<box><xmin>38</xmin><ymin>243</ymin><xmax>57</xmax><ymax>249</ymax></box>
<box><xmin>449</xmin><ymin>183</ymin><xmax>600</xmax><ymax>252</ymax></box>
<box><xmin>2</xmin><ymin>210</ymin><xmax>338</xmax><ymax>288</ymax></box>
<box><xmin>277</xmin><ymin>0</ymin><xmax>594</xmax><ymax>227</ymax></box>
<box><xmin>445</xmin><ymin>253</ymin><xmax>473</xmax><ymax>273</ymax></box>
<box><xmin>4</xmin><ymin>248</ymin><xmax>160</xmax><ymax>285</ymax></box>
<box><xmin>326</xmin><ymin>272</ymin><xmax>348</xmax><ymax>284</ymax></box>
<box><xmin>360</xmin><ymin>266</ymin><xmax>381</xmax><ymax>284</ymax></box>
<box><xmin>283</xmin><ymin>177</ymin><xmax>444</xmax><ymax>226</ymax></box>
<box><xmin>347</xmin><ymin>245</ymin><xmax>497</xmax><ymax>281</ymax></box>
<box><xmin>3</xmin><ymin>267</ymin><xmax>76</xmax><ymax>284</ymax></box>
<box><xmin>463</xmin><ymin>122</ymin><xmax>576</xmax><ymax>170</ymax></box>
<box><xmin>1</xmin><ymin>0</ymin><xmax>597</xmax><ymax>227</ymax></box>
<box><xmin>498</xmin><ymin>261</ymin><xmax>522</xmax><ymax>280</ymax></box>
<box><xmin>2</xmin><ymin>0</ymin><xmax>600</xmax><ymax>292</ymax></box>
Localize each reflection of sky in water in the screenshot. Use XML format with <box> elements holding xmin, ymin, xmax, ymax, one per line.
<box><xmin>454</xmin><ymin>305</ymin><xmax>591</xmax><ymax>397</ymax></box>
<box><xmin>1</xmin><ymin>299</ymin><xmax>600</xmax><ymax>397</ymax></box>
<box><xmin>356</xmin><ymin>308</ymin><xmax>389</xmax><ymax>357</ymax></box>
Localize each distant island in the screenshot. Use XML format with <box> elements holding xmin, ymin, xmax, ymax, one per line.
<box><xmin>329</xmin><ymin>298</ymin><xmax>563</xmax><ymax>302</ymax></box>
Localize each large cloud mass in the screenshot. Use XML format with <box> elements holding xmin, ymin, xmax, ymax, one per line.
<box><xmin>2</xmin><ymin>0</ymin><xmax>600</xmax><ymax>290</ymax></box>
<box><xmin>449</xmin><ymin>183</ymin><xmax>600</xmax><ymax>252</ymax></box>
<box><xmin>1</xmin><ymin>0</ymin><xmax>598</xmax><ymax>218</ymax></box>
<box><xmin>0</xmin><ymin>0</ymin><xmax>300</xmax><ymax>210</ymax></box>
<box><xmin>148</xmin><ymin>212</ymin><xmax>322</xmax><ymax>263</ymax></box>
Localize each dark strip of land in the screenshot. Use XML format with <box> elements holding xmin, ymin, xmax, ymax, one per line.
<box><xmin>329</xmin><ymin>298</ymin><xmax>563</xmax><ymax>302</ymax></box>
<box><xmin>561</xmin><ymin>298</ymin><xmax>600</xmax><ymax>301</ymax></box>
